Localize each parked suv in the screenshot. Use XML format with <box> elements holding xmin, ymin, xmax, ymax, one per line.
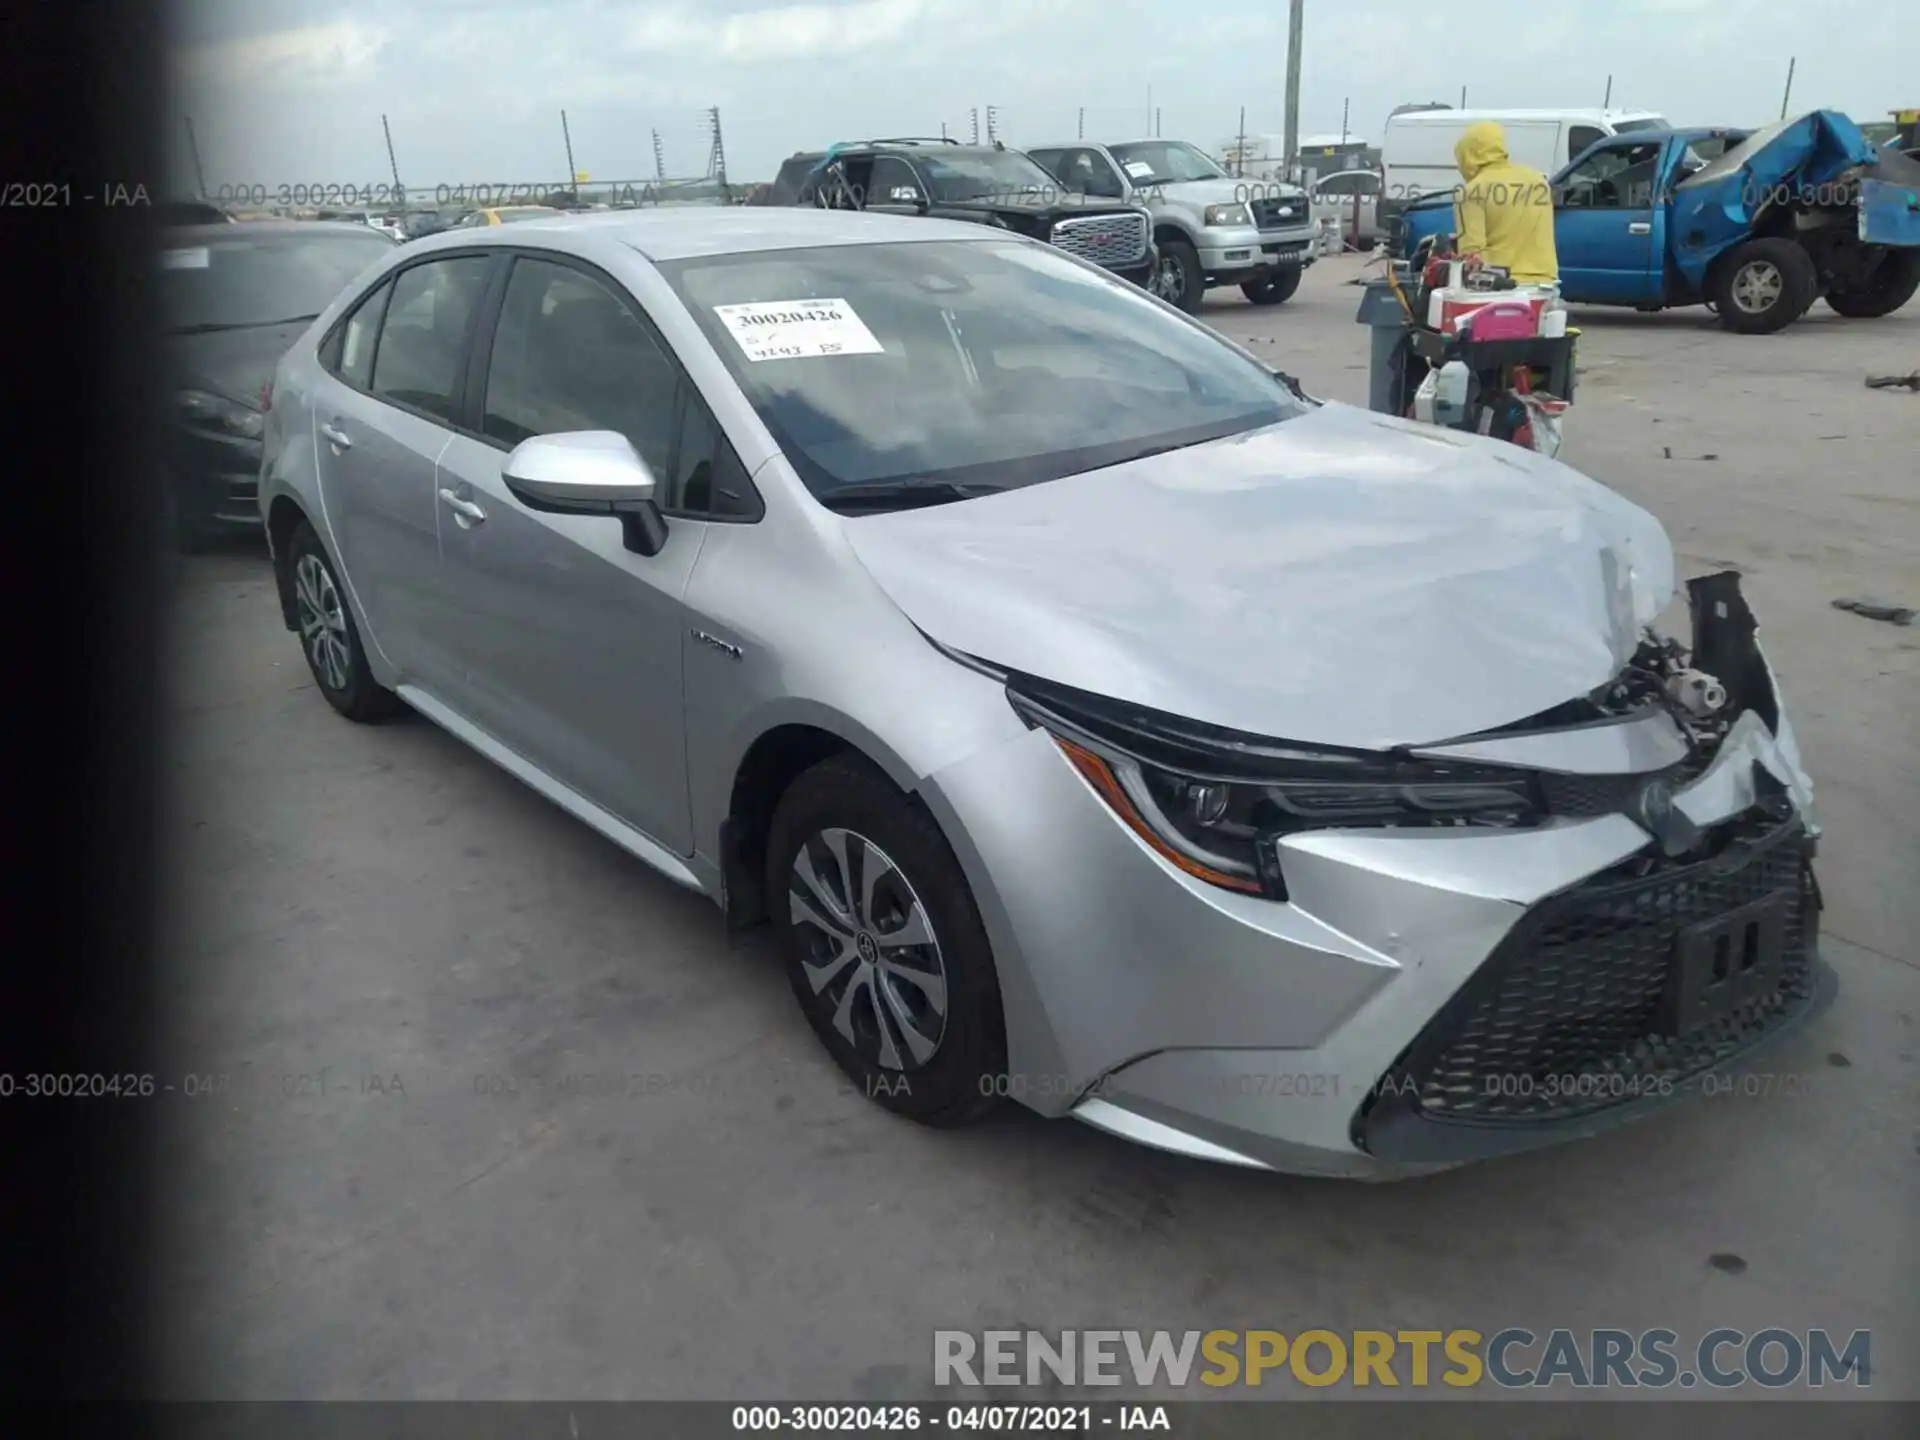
<box><xmin>1026</xmin><ymin>139</ymin><xmax>1315</xmax><ymax>311</ymax></box>
<box><xmin>780</xmin><ymin>139</ymin><xmax>1156</xmax><ymax>288</ymax></box>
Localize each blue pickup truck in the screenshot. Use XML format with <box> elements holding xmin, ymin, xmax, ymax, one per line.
<box><xmin>1393</xmin><ymin>111</ymin><xmax>1920</xmax><ymax>333</ymax></box>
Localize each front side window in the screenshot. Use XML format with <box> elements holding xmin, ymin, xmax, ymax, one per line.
<box><xmin>915</xmin><ymin>150</ymin><xmax>1061</xmax><ymax>202</ymax></box>
<box><xmin>659</xmin><ymin>239</ymin><xmax>1306</xmax><ymax>505</ymax></box>
<box><xmin>480</xmin><ymin>257</ymin><xmax>678</xmax><ymax>478</ymax></box>
<box><xmin>1559</xmin><ymin>141</ymin><xmax>1665</xmax><ymax>209</ymax></box>
<box><xmin>1035</xmin><ymin>147</ymin><xmax>1126</xmax><ymax>199</ymax></box>
<box><xmin>370</xmin><ymin>255</ymin><xmax>493</xmax><ymax>420</ymax></box>
<box><xmin>159</xmin><ymin>229</ymin><xmax>395</xmax><ymax>333</ymax></box>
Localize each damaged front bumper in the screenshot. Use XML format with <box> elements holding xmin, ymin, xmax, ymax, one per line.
<box><xmin>917</xmin><ymin>572</ymin><xmax>1833</xmax><ymax>1178</ymax></box>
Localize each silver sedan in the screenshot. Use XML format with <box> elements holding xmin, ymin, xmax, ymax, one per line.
<box><xmin>259</xmin><ymin>207</ymin><xmax>1831</xmax><ymax>1177</ymax></box>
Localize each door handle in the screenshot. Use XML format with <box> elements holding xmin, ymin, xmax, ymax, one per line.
<box><xmin>320</xmin><ymin>421</ymin><xmax>352</xmax><ymax>450</ymax></box>
<box><xmin>437</xmin><ymin>487</ymin><xmax>486</xmax><ymax>528</ymax></box>
<box><xmin>1627</xmin><ymin>222</ymin><xmax>1652</xmax><ymax>235</ymax></box>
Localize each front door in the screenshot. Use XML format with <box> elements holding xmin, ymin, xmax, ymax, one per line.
<box><xmin>429</xmin><ymin>254</ymin><xmax>703</xmax><ymax>854</ymax></box>
<box><xmin>1553</xmin><ymin>138</ymin><xmax>1667</xmax><ymax>305</ymax></box>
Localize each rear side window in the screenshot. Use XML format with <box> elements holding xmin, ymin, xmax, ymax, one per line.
<box><xmin>371</xmin><ymin>256</ymin><xmax>493</xmax><ymax>420</ymax></box>
<box><xmin>480</xmin><ymin>257</ymin><xmax>679</xmax><ymax>478</ymax></box>
<box><xmin>327</xmin><ymin>280</ymin><xmax>391</xmax><ymax>389</ymax></box>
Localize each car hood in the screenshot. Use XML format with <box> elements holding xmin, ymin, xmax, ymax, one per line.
<box><xmin>842</xmin><ymin>402</ymin><xmax>1676</xmax><ymax>751</ymax></box>
<box><xmin>164</xmin><ymin>319</ymin><xmax>312</xmax><ymax>409</ymax></box>
<box><xmin>1144</xmin><ymin>176</ymin><xmax>1290</xmax><ymax>207</ymax></box>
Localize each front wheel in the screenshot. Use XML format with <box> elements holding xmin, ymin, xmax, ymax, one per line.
<box><xmin>767</xmin><ymin>756</ymin><xmax>1006</xmax><ymax>1127</ymax></box>
<box><xmin>1825</xmin><ymin>251</ymin><xmax>1920</xmax><ymax>318</ymax></box>
<box><xmin>1711</xmin><ymin>238</ymin><xmax>1815</xmax><ymax>334</ymax></box>
<box><xmin>1149</xmin><ymin>237</ymin><xmax>1205</xmax><ymax>313</ymax></box>
<box><xmin>1242</xmin><ymin>267</ymin><xmax>1303</xmax><ymax>306</ymax></box>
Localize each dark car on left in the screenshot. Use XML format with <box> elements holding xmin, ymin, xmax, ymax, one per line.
<box><xmin>161</xmin><ymin>220</ymin><xmax>397</xmax><ymax>546</ymax></box>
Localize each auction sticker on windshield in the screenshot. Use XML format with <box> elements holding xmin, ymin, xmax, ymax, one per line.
<box><xmin>1124</xmin><ymin>161</ymin><xmax>1155</xmax><ymax>179</ymax></box>
<box><xmin>161</xmin><ymin>247</ymin><xmax>211</xmax><ymax>270</ymax></box>
<box><xmin>714</xmin><ymin>299</ymin><xmax>884</xmax><ymax>362</ymax></box>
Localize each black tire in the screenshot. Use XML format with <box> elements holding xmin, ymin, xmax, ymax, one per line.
<box><xmin>1151</xmin><ymin>237</ymin><xmax>1206</xmax><ymax>313</ymax></box>
<box><xmin>767</xmin><ymin>754</ymin><xmax>1007</xmax><ymax>1127</ymax></box>
<box><xmin>1710</xmin><ymin>238</ymin><xmax>1816</xmax><ymax>334</ymax></box>
<box><xmin>286</xmin><ymin>521</ymin><xmax>404</xmax><ymax>722</ymax></box>
<box><xmin>1825</xmin><ymin>251</ymin><xmax>1920</xmax><ymax>318</ymax></box>
<box><xmin>1242</xmin><ymin>267</ymin><xmax>1303</xmax><ymax>306</ymax></box>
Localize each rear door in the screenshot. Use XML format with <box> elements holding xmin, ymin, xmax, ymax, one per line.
<box><xmin>310</xmin><ymin>251</ymin><xmax>495</xmax><ymax>688</ymax></box>
<box><xmin>428</xmin><ymin>252</ymin><xmax>708</xmax><ymax>853</ymax></box>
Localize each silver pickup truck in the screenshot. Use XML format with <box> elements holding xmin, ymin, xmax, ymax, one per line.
<box><xmin>1026</xmin><ymin>139</ymin><xmax>1317</xmax><ymax>312</ymax></box>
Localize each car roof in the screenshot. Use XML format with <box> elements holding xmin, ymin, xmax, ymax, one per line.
<box><xmin>402</xmin><ymin>205</ymin><xmax>1005</xmax><ymax>261</ymax></box>
<box><xmin>1389</xmin><ymin>107</ymin><xmax>1664</xmax><ymax>125</ymax></box>
<box><xmin>160</xmin><ymin>220</ymin><xmax>397</xmax><ymax>241</ymax></box>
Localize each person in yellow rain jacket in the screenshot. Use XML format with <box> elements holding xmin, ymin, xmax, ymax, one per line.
<box><xmin>1451</xmin><ymin>121</ymin><xmax>1558</xmax><ymax>285</ymax></box>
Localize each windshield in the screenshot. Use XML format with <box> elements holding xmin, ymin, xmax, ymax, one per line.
<box><xmin>1613</xmin><ymin>118</ymin><xmax>1671</xmax><ymax>134</ymax></box>
<box><xmin>914</xmin><ymin>151</ymin><xmax>1061</xmax><ymax>201</ymax></box>
<box><xmin>159</xmin><ymin>229</ymin><xmax>394</xmax><ymax>331</ymax></box>
<box><xmin>658</xmin><ymin>239</ymin><xmax>1305</xmax><ymax>503</ymax></box>
<box><xmin>1108</xmin><ymin>141</ymin><xmax>1230</xmax><ymax>184</ymax></box>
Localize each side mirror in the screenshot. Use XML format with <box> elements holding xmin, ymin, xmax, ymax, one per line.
<box><xmin>502</xmin><ymin>430</ymin><xmax>670</xmax><ymax>556</ymax></box>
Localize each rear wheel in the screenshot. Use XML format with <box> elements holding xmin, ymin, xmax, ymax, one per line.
<box><xmin>1711</xmin><ymin>238</ymin><xmax>1815</xmax><ymax>333</ymax></box>
<box><xmin>1150</xmin><ymin>237</ymin><xmax>1205</xmax><ymax>313</ymax></box>
<box><xmin>1242</xmin><ymin>267</ymin><xmax>1303</xmax><ymax>306</ymax></box>
<box><xmin>767</xmin><ymin>756</ymin><xmax>1006</xmax><ymax>1127</ymax></box>
<box><xmin>287</xmin><ymin>521</ymin><xmax>404</xmax><ymax>722</ymax></box>
<box><xmin>1825</xmin><ymin>250</ymin><xmax>1920</xmax><ymax>318</ymax></box>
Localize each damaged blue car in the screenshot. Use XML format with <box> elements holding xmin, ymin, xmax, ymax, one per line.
<box><xmin>1393</xmin><ymin>110</ymin><xmax>1920</xmax><ymax>332</ymax></box>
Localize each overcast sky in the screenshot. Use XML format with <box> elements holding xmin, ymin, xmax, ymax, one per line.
<box><xmin>168</xmin><ymin>0</ymin><xmax>1912</xmax><ymax>192</ymax></box>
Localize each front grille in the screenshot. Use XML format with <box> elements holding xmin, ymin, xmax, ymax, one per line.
<box><xmin>1536</xmin><ymin>749</ymin><xmax>1716</xmax><ymax>818</ymax></box>
<box><xmin>1250</xmin><ymin>196</ymin><xmax>1308</xmax><ymax>230</ymax></box>
<box><xmin>1363</xmin><ymin>812</ymin><xmax>1818</xmax><ymax>1135</ymax></box>
<box><xmin>1049</xmin><ymin>212</ymin><xmax>1149</xmax><ymax>268</ymax></box>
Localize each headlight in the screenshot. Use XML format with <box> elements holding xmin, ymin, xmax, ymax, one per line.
<box><xmin>1009</xmin><ymin>682</ymin><xmax>1542</xmax><ymax>899</ymax></box>
<box><xmin>176</xmin><ymin>388</ymin><xmax>263</xmax><ymax>439</ymax></box>
<box><xmin>1203</xmin><ymin>203</ymin><xmax>1252</xmax><ymax>227</ymax></box>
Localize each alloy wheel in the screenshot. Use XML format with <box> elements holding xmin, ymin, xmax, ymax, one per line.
<box><xmin>294</xmin><ymin>553</ymin><xmax>352</xmax><ymax>693</ymax></box>
<box><xmin>1152</xmin><ymin>253</ymin><xmax>1186</xmax><ymax>304</ymax></box>
<box><xmin>788</xmin><ymin>826</ymin><xmax>949</xmax><ymax>1070</ymax></box>
<box><xmin>1730</xmin><ymin>261</ymin><xmax>1784</xmax><ymax>315</ymax></box>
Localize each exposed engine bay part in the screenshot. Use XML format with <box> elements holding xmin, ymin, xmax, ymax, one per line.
<box><xmin>1665</xmin><ymin>668</ymin><xmax>1729</xmax><ymax>717</ymax></box>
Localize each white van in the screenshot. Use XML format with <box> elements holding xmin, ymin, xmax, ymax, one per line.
<box><xmin>1381</xmin><ymin>107</ymin><xmax>1669</xmax><ymax>209</ymax></box>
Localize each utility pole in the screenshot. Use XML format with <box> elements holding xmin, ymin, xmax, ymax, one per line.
<box><xmin>1078</xmin><ymin>107</ymin><xmax>1084</xmax><ymax>140</ymax></box>
<box><xmin>1282</xmin><ymin>0</ymin><xmax>1303</xmax><ymax>179</ymax></box>
<box><xmin>941</xmin><ymin>120</ymin><xmax>949</xmax><ymax>140</ymax></box>
<box><xmin>969</xmin><ymin>107</ymin><xmax>979</xmax><ymax>144</ymax></box>
<box><xmin>986</xmin><ymin>105</ymin><xmax>999</xmax><ymax>143</ymax></box>
<box><xmin>652</xmin><ymin>129</ymin><xmax>667</xmax><ymax>184</ymax></box>
<box><xmin>182</xmin><ymin>115</ymin><xmax>208</xmax><ymax>198</ymax></box>
<box><xmin>381</xmin><ymin>114</ymin><xmax>403</xmax><ymax>208</ymax></box>
<box><xmin>561</xmin><ymin>109</ymin><xmax>579</xmax><ymax>201</ymax></box>
<box><xmin>1236</xmin><ymin>105</ymin><xmax>1246</xmax><ymax>177</ymax></box>
<box><xmin>1603</xmin><ymin>74</ymin><xmax>1613</xmax><ymax>107</ymax></box>
<box><xmin>1154</xmin><ymin>107</ymin><xmax>1161</xmax><ymax>138</ymax></box>
<box><xmin>705</xmin><ymin>106</ymin><xmax>730</xmax><ymax>199</ymax></box>
<box><xmin>1340</xmin><ymin>96</ymin><xmax>1349</xmax><ymax>144</ymax></box>
<box><xmin>1779</xmin><ymin>58</ymin><xmax>1796</xmax><ymax>119</ymax></box>
<box><xmin>1460</xmin><ymin>85</ymin><xmax>1468</xmax><ymax>108</ymax></box>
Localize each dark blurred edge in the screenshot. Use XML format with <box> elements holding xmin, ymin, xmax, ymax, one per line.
<box><xmin>0</xmin><ymin>0</ymin><xmax>166</xmax><ymax>1405</ymax></box>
